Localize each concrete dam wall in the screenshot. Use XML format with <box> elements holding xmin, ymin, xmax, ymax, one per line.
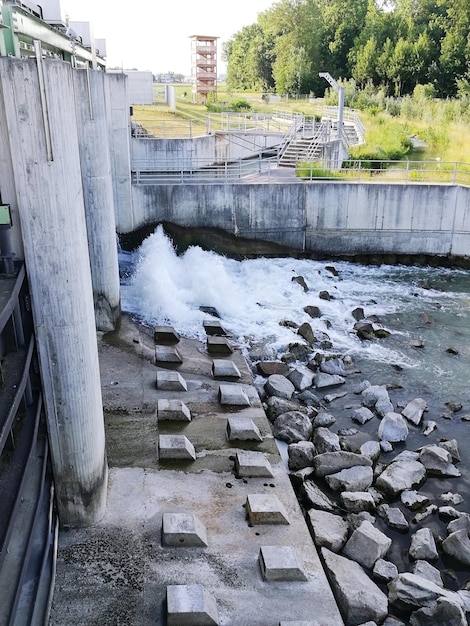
<box><xmin>128</xmin><ymin>181</ymin><xmax>470</xmax><ymax>263</ymax></box>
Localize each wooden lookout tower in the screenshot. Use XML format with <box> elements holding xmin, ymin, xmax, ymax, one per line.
<box><xmin>190</xmin><ymin>35</ymin><xmax>218</xmax><ymax>103</ymax></box>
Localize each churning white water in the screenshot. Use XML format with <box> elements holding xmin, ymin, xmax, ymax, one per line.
<box><xmin>121</xmin><ymin>225</ymin><xmax>470</xmax><ymax>403</ymax></box>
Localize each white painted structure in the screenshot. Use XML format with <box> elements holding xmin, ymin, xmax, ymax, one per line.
<box><xmin>109</xmin><ymin>69</ymin><xmax>154</xmax><ymax>105</ymax></box>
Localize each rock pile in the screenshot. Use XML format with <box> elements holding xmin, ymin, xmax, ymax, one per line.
<box><xmin>254</xmin><ymin>290</ymin><xmax>470</xmax><ymax>626</ymax></box>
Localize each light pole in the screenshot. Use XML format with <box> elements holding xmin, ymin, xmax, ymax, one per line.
<box><xmin>319</xmin><ymin>72</ymin><xmax>344</xmax><ymax>140</ymax></box>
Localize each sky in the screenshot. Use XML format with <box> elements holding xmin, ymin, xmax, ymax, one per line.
<box><xmin>60</xmin><ymin>0</ymin><xmax>276</xmax><ymax>75</ymax></box>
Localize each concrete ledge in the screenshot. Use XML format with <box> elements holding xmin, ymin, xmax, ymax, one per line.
<box><xmin>246</xmin><ymin>494</ymin><xmax>289</xmax><ymax>525</ymax></box>
<box><xmin>157</xmin><ymin>399</ymin><xmax>192</xmax><ymax>422</ymax></box>
<box><xmin>162</xmin><ymin>513</ymin><xmax>208</xmax><ymax>547</ymax></box>
<box><xmin>218</xmin><ymin>384</ymin><xmax>250</xmax><ymax>406</ymax></box>
<box><xmin>203</xmin><ymin>320</ymin><xmax>227</xmax><ymax>336</ymax></box>
<box><xmin>259</xmin><ymin>546</ymin><xmax>308</xmax><ymax>582</ymax></box>
<box><xmin>155</xmin><ymin>346</ymin><xmax>183</xmax><ymax>364</ymax></box>
<box><xmin>234</xmin><ymin>450</ymin><xmax>274</xmax><ymax>478</ymax></box>
<box><xmin>156</xmin><ymin>371</ymin><xmax>188</xmax><ymax>391</ymax></box>
<box><xmin>159</xmin><ymin>435</ymin><xmax>196</xmax><ymax>461</ymax></box>
<box><xmin>154</xmin><ymin>325</ymin><xmax>180</xmax><ymax>344</ymax></box>
<box><xmin>166</xmin><ymin>584</ymin><xmax>219</xmax><ymax>625</ymax></box>
<box><xmin>207</xmin><ymin>336</ymin><xmax>233</xmax><ymax>355</ymax></box>
<box><xmin>226</xmin><ymin>417</ymin><xmax>262</xmax><ymax>442</ymax></box>
<box><xmin>211</xmin><ymin>359</ymin><xmax>241</xmax><ymax>379</ymax></box>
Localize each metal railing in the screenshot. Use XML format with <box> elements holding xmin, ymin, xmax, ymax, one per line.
<box><xmin>298</xmin><ymin>159</ymin><xmax>470</xmax><ymax>185</ymax></box>
<box><xmin>131</xmin><ymin>156</ymin><xmax>470</xmax><ymax>185</ymax></box>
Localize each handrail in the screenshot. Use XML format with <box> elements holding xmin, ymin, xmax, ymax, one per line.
<box><xmin>131</xmin><ymin>157</ymin><xmax>470</xmax><ymax>185</ymax></box>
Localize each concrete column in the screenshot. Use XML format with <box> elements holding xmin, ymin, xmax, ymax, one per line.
<box><xmin>73</xmin><ymin>68</ymin><xmax>121</xmax><ymax>331</ymax></box>
<box><xmin>103</xmin><ymin>72</ymin><xmax>134</xmax><ymax>233</ymax></box>
<box><xmin>0</xmin><ymin>57</ymin><xmax>107</xmax><ymax>527</ymax></box>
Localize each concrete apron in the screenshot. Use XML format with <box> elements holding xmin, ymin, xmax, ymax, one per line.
<box><xmin>50</xmin><ymin>314</ymin><xmax>343</xmax><ymax>626</ymax></box>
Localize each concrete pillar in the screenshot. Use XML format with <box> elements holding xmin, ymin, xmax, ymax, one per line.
<box><xmin>73</xmin><ymin>68</ymin><xmax>121</xmax><ymax>331</ymax></box>
<box><xmin>103</xmin><ymin>72</ymin><xmax>134</xmax><ymax>233</ymax></box>
<box><xmin>0</xmin><ymin>57</ymin><xmax>107</xmax><ymax>527</ymax></box>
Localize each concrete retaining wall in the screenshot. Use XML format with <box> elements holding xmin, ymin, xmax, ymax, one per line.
<box><xmin>128</xmin><ymin>181</ymin><xmax>470</xmax><ymax>260</ymax></box>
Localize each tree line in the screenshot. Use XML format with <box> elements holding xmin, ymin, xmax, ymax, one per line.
<box><xmin>223</xmin><ymin>0</ymin><xmax>470</xmax><ymax>98</ymax></box>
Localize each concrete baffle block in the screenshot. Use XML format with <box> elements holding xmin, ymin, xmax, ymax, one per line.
<box><xmin>226</xmin><ymin>417</ymin><xmax>262</xmax><ymax>442</ymax></box>
<box><xmin>211</xmin><ymin>359</ymin><xmax>241</xmax><ymax>379</ymax></box>
<box><xmin>259</xmin><ymin>546</ymin><xmax>307</xmax><ymax>582</ymax></box>
<box><xmin>207</xmin><ymin>336</ymin><xmax>233</xmax><ymax>355</ymax></box>
<box><xmin>155</xmin><ymin>346</ymin><xmax>183</xmax><ymax>365</ymax></box>
<box><xmin>246</xmin><ymin>494</ymin><xmax>289</xmax><ymax>525</ymax></box>
<box><xmin>166</xmin><ymin>584</ymin><xmax>219</xmax><ymax>626</ymax></box>
<box><xmin>154</xmin><ymin>325</ymin><xmax>180</xmax><ymax>344</ymax></box>
<box><xmin>203</xmin><ymin>319</ymin><xmax>227</xmax><ymax>336</ymax></box>
<box><xmin>159</xmin><ymin>435</ymin><xmax>196</xmax><ymax>461</ymax></box>
<box><xmin>157</xmin><ymin>399</ymin><xmax>191</xmax><ymax>422</ymax></box>
<box><xmin>156</xmin><ymin>371</ymin><xmax>188</xmax><ymax>391</ymax></box>
<box><xmin>234</xmin><ymin>450</ymin><xmax>274</xmax><ymax>478</ymax></box>
<box><xmin>162</xmin><ymin>513</ymin><xmax>208</xmax><ymax>547</ymax></box>
<box><xmin>218</xmin><ymin>384</ymin><xmax>250</xmax><ymax>406</ymax></box>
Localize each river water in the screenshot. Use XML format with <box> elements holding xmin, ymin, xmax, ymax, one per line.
<box><xmin>120</xmin><ymin>225</ymin><xmax>470</xmax><ymax>577</ymax></box>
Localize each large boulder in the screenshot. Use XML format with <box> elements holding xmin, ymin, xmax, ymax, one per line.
<box><xmin>375</xmin><ymin>460</ymin><xmax>427</xmax><ymax>496</ymax></box>
<box><xmin>343</xmin><ymin>520</ymin><xmax>392</xmax><ymax>569</ymax></box>
<box><xmin>265</xmin><ymin>396</ymin><xmax>307</xmax><ymax>422</ymax></box>
<box><xmin>264</xmin><ymin>374</ymin><xmax>295</xmax><ymax>399</ymax></box>
<box><xmin>307</xmin><ymin>509</ymin><xmax>349</xmax><ymax>552</ymax></box>
<box><xmin>361</xmin><ymin>385</ymin><xmax>390</xmax><ymax>408</ymax></box>
<box><xmin>287</xmin><ymin>440</ymin><xmax>316</xmax><ymax>471</ymax></box>
<box><xmin>312</xmin><ymin>427</ymin><xmax>341</xmax><ymax>453</ymax></box>
<box><xmin>388</xmin><ymin>573</ymin><xmax>464</xmax><ymax>612</ymax></box>
<box><xmin>314</xmin><ymin>451</ymin><xmax>372</xmax><ymax>478</ymax></box>
<box><xmin>409</xmin><ymin>528</ymin><xmax>439</xmax><ymax>561</ymax></box>
<box><xmin>272</xmin><ymin>410</ymin><xmax>313</xmax><ymax>443</ymax></box>
<box><xmin>322</xmin><ymin>548</ymin><xmax>389</xmax><ymax>625</ymax></box>
<box><xmin>402</xmin><ymin>398</ymin><xmax>427</xmax><ymax>425</ymax></box>
<box><xmin>409</xmin><ymin>597</ymin><xmax>467</xmax><ymax>626</ymax></box>
<box><xmin>300</xmin><ymin>479</ymin><xmax>337</xmax><ymax>512</ymax></box>
<box><xmin>378</xmin><ymin>412</ymin><xmax>409</xmax><ymax>443</ymax></box>
<box><xmin>287</xmin><ymin>366</ymin><xmax>314</xmax><ymax>391</ymax></box>
<box><xmin>315</xmin><ymin>372</ymin><xmax>345</xmax><ymax>389</ymax></box>
<box><xmin>419</xmin><ymin>445</ymin><xmax>461</xmax><ymax>477</ymax></box>
<box><xmin>325</xmin><ymin>466</ymin><xmax>374</xmax><ymax>492</ymax></box>
<box><xmin>441</xmin><ymin>529</ymin><xmax>470</xmax><ymax>567</ymax></box>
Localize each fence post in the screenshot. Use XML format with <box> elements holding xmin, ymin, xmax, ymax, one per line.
<box><xmin>406</xmin><ymin>160</ymin><xmax>409</xmax><ymax>183</ymax></box>
<box><xmin>190</xmin><ymin>119</ymin><xmax>193</xmax><ymax>139</ymax></box>
<box><xmin>357</xmin><ymin>160</ymin><xmax>361</xmax><ymax>182</ymax></box>
<box><xmin>454</xmin><ymin>162</ymin><xmax>458</xmax><ymax>183</ymax></box>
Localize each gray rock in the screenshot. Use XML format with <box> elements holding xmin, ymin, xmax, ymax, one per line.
<box><xmin>376</xmin><ymin>460</ymin><xmax>427</xmax><ymax>496</ymax></box>
<box><xmin>314</xmin><ymin>451</ymin><xmax>372</xmax><ymax>478</ymax></box>
<box><xmin>300</xmin><ymin>479</ymin><xmax>336</xmax><ymax>512</ymax></box>
<box><xmin>352</xmin><ymin>407</ymin><xmax>375</xmax><ymax>425</ymax></box>
<box><xmin>378</xmin><ymin>412</ymin><xmax>409</xmax><ymax>443</ymax></box>
<box><xmin>384</xmin><ymin>506</ymin><xmax>409</xmax><ymax>532</ymax></box>
<box><xmin>287</xmin><ymin>366</ymin><xmax>314</xmax><ymax>391</ymax></box>
<box><xmin>324</xmin><ymin>390</ymin><xmax>348</xmax><ymax>403</ymax></box>
<box><xmin>315</xmin><ymin>372</ymin><xmax>345</xmax><ymax>389</ymax></box>
<box><xmin>320</xmin><ymin>358</ymin><xmax>346</xmax><ymax>376</ymax></box>
<box><xmin>361</xmin><ymin>385</ymin><xmax>390</xmax><ymax>408</ymax></box>
<box><xmin>388</xmin><ymin>573</ymin><xmax>464</xmax><ymax>612</ymax></box>
<box><xmin>297</xmin><ymin>389</ymin><xmax>321</xmax><ymax>407</ymax></box>
<box><xmin>413</xmin><ymin>505</ymin><xmax>438</xmax><ymax>524</ymax></box>
<box><xmin>298</xmin><ymin>321</ymin><xmax>315</xmax><ymax>343</ymax></box>
<box><xmin>341</xmin><ymin>491</ymin><xmax>376</xmax><ymax>513</ymax></box>
<box><xmin>382</xmin><ymin>618</ymin><xmax>407</xmax><ymax>626</ymax></box>
<box><xmin>419</xmin><ymin>445</ymin><xmax>461</xmax><ymax>477</ymax></box>
<box><xmin>360</xmin><ymin>440</ymin><xmax>381</xmax><ymax>462</ymax></box>
<box><xmin>411</xmin><ymin>560</ymin><xmax>443</xmax><ymax>587</ymax></box>
<box><xmin>312</xmin><ymin>411</ymin><xmax>336</xmax><ymax>427</ymax></box>
<box><xmin>402</xmin><ymin>397</ymin><xmax>427</xmax><ymax>425</ymax></box>
<box><xmin>264</xmin><ymin>374</ymin><xmax>295</xmax><ymax>400</ymax></box>
<box><xmin>375</xmin><ymin>397</ymin><xmax>395</xmax><ymax>418</ymax></box>
<box><xmin>400</xmin><ymin>490</ymin><xmax>430</xmax><ymax>510</ymax></box>
<box><xmin>409</xmin><ymin>528</ymin><xmax>439</xmax><ymax>561</ymax></box>
<box><xmin>409</xmin><ymin>596</ymin><xmax>467</xmax><ymax>626</ymax></box>
<box><xmin>304</xmin><ymin>304</ymin><xmax>321</xmax><ymax>318</ymax></box>
<box><xmin>392</xmin><ymin>450</ymin><xmax>420</xmax><ymax>463</ymax></box>
<box><xmin>265</xmin><ymin>396</ymin><xmax>307</xmax><ymax>422</ymax></box>
<box><xmin>380</xmin><ymin>440</ymin><xmax>394</xmax><ymax>453</ymax></box>
<box><xmin>272</xmin><ymin>411</ymin><xmax>313</xmax><ymax>443</ymax></box>
<box><xmin>307</xmin><ymin>509</ymin><xmax>349</xmax><ymax>552</ymax></box>
<box><xmin>348</xmin><ymin>511</ymin><xmax>376</xmax><ymax>530</ymax></box>
<box><xmin>322</xmin><ymin>548</ymin><xmax>388</xmax><ymax>625</ymax></box>
<box><xmin>343</xmin><ymin>520</ymin><xmax>392</xmax><ymax>569</ymax></box>
<box><xmin>440</xmin><ymin>492</ymin><xmax>464</xmax><ymax>506</ymax></box>
<box><xmin>287</xmin><ymin>441</ymin><xmax>316</xmax><ymax>471</ymax></box>
<box><xmin>438</xmin><ymin>506</ymin><xmax>465</xmax><ymax>520</ymax></box>
<box><xmin>441</xmin><ymin>529</ymin><xmax>470</xmax><ymax>567</ymax></box>
<box><xmin>422</xmin><ymin>420</ymin><xmax>437</xmax><ymax>435</ymax></box>
<box><xmin>438</xmin><ymin>438</ymin><xmax>461</xmax><ymax>462</ymax></box>
<box><xmin>325</xmin><ymin>466</ymin><xmax>374</xmax><ymax>492</ymax></box>
<box><xmin>353</xmin><ymin>380</ymin><xmax>371</xmax><ymax>394</ymax></box>
<box><xmin>373</xmin><ymin>558</ymin><xmax>398</xmax><ymax>583</ymax></box>
<box><xmin>447</xmin><ymin>513</ymin><xmax>470</xmax><ymax>534</ymax></box>
<box><xmin>312</xmin><ymin>427</ymin><xmax>341</xmax><ymax>454</ymax></box>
